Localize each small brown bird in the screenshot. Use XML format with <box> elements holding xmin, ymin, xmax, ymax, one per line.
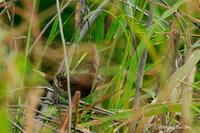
<box><xmin>55</xmin><ymin>73</ymin><xmax>102</xmax><ymax>98</ymax></box>
<box><xmin>54</xmin><ymin>44</ymin><xmax>101</xmax><ymax>98</ymax></box>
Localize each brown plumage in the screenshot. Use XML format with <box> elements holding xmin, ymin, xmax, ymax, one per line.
<box><xmin>55</xmin><ymin>73</ymin><xmax>101</xmax><ymax>98</ymax></box>
<box><xmin>54</xmin><ymin>44</ymin><xmax>101</xmax><ymax>98</ymax></box>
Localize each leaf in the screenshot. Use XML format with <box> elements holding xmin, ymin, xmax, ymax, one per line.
<box><xmin>193</xmin><ymin>42</ymin><xmax>200</xmax><ymax>48</ymax></box>
<box><xmin>106</xmin><ymin>15</ymin><xmax>125</xmax><ymax>40</ymax></box>
<box><xmin>81</xmin><ymin>102</ymin><xmax>200</xmax><ymax>127</ymax></box>
<box><xmin>0</xmin><ymin>109</ymin><xmax>10</xmax><ymax>133</ymax></box>
<box><xmin>157</xmin><ymin>49</ymin><xmax>200</xmax><ymax>102</ymax></box>
<box><xmin>46</xmin><ymin>19</ymin><xmax>59</xmax><ymax>46</ymax></box>
<box><xmin>161</xmin><ymin>0</ymin><xmax>187</xmax><ymax>20</ymax></box>
<box><xmin>94</xmin><ymin>14</ymin><xmax>105</xmax><ymax>43</ymax></box>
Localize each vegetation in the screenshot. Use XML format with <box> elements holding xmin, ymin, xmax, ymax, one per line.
<box><xmin>0</xmin><ymin>0</ymin><xmax>200</xmax><ymax>132</ymax></box>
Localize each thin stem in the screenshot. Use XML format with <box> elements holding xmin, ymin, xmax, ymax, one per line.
<box><xmin>78</xmin><ymin>0</ymin><xmax>111</xmax><ymax>42</ymax></box>
<box><xmin>129</xmin><ymin>0</ymin><xmax>156</xmax><ymax>132</ymax></box>
<box><xmin>56</xmin><ymin>0</ymin><xmax>72</xmax><ymax>132</ymax></box>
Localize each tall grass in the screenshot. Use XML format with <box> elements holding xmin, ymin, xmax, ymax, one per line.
<box><xmin>0</xmin><ymin>0</ymin><xmax>200</xmax><ymax>132</ymax></box>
